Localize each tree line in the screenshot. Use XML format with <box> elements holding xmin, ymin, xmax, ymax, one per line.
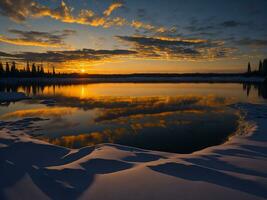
<box><xmin>0</xmin><ymin>61</ymin><xmax>56</xmax><ymax>77</ymax></box>
<box><xmin>1</xmin><ymin>59</ymin><xmax>267</xmax><ymax>78</ymax></box>
<box><xmin>247</xmin><ymin>58</ymin><xmax>267</xmax><ymax>76</ymax></box>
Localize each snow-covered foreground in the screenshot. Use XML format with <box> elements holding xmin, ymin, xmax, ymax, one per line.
<box><xmin>0</xmin><ymin>103</ymin><xmax>267</xmax><ymax>200</ymax></box>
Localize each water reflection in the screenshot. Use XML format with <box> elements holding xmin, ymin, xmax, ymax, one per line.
<box><xmin>0</xmin><ymin>83</ymin><xmax>267</xmax><ymax>100</ymax></box>
<box><xmin>242</xmin><ymin>83</ymin><xmax>267</xmax><ymax>99</ymax></box>
<box><xmin>0</xmin><ymin>83</ymin><xmax>266</xmax><ymax>153</ymax></box>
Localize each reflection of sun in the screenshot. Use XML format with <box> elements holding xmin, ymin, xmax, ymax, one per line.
<box><xmin>80</xmin><ymin>86</ymin><xmax>85</xmax><ymax>98</ymax></box>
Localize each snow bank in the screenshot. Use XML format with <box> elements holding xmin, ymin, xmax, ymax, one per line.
<box><xmin>0</xmin><ymin>103</ymin><xmax>267</xmax><ymax>200</ymax></box>
<box><xmin>0</xmin><ymin>92</ymin><xmax>28</xmax><ymax>102</ymax></box>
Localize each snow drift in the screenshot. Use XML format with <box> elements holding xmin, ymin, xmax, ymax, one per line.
<box><xmin>0</xmin><ymin>103</ymin><xmax>267</xmax><ymax>200</ymax></box>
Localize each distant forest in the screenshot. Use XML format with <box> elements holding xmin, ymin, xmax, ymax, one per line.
<box><xmin>0</xmin><ymin>59</ymin><xmax>267</xmax><ymax>78</ymax></box>
<box><xmin>0</xmin><ymin>61</ymin><xmax>57</xmax><ymax>77</ymax></box>
<box><xmin>247</xmin><ymin>59</ymin><xmax>267</xmax><ymax>76</ymax></box>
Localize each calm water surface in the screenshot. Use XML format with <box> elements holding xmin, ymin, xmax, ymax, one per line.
<box><xmin>0</xmin><ymin>83</ymin><xmax>266</xmax><ymax>153</ymax></box>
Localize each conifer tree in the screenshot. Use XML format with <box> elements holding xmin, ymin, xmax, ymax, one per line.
<box><xmin>247</xmin><ymin>62</ymin><xmax>251</xmax><ymax>74</ymax></box>
<box><xmin>11</xmin><ymin>61</ymin><xmax>16</xmax><ymax>73</ymax></box>
<box><xmin>26</xmin><ymin>61</ymin><xmax>30</xmax><ymax>73</ymax></box>
<box><xmin>259</xmin><ymin>60</ymin><xmax>263</xmax><ymax>74</ymax></box>
<box><xmin>40</xmin><ymin>66</ymin><xmax>44</xmax><ymax>74</ymax></box>
<box><xmin>52</xmin><ymin>66</ymin><xmax>55</xmax><ymax>75</ymax></box>
<box><xmin>0</xmin><ymin>62</ymin><xmax>4</xmax><ymax>75</ymax></box>
<box><xmin>32</xmin><ymin>63</ymin><xmax>37</xmax><ymax>75</ymax></box>
<box><xmin>37</xmin><ymin>66</ymin><xmax>40</xmax><ymax>74</ymax></box>
<box><xmin>263</xmin><ymin>59</ymin><xmax>267</xmax><ymax>76</ymax></box>
<box><xmin>5</xmin><ymin>62</ymin><xmax>10</xmax><ymax>73</ymax></box>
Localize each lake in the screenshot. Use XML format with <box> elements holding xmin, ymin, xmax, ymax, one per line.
<box><xmin>0</xmin><ymin>83</ymin><xmax>266</xmax><ymax>153</ymax></box>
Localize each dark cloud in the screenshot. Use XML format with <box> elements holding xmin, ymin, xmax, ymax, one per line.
<box><xmin>186</xmin><ymin>25</ymin><xmax>215</xmax><ymax>33</ymax></box>
<box><xmin>0</xmin><ymin>51</ymin><xmax>13</xmax><ymax>57</ymax></box>
<box><xmin>220</xmin><ymin>20</ymin><xmax>244</xmax><ymax>28</ymax></box>
<box><xmin>136</xmin><ymin>8</ymin><xmax>147</xmax><ymax>19</ymax></box>
<box><xmin>185</xmin><ymin>19</ymin><xmax>253</xmax><ymax>38</ymax></box>
<box><xmin>0</xmin><ymin>0</ymin><xmax>33</xmax><ymax>22</ymax></box>
<box><xmin>117</xmin><ymin>35</ymin><xmax>235</xmax><ymax>60</ymax></box>
<box><xmin>234</xmin><ymin>37</ymin><xmax>267</xmax><ymax>48</ymax></box>
<box><xmin>0</xmin><ymin>29</ymin><xmax>76</xmax><ymax>47</ymax></box>
<box><xmin>0</xmin><ymin>48</ymin><xmax>137</xmax><ymax>62</ymax></box>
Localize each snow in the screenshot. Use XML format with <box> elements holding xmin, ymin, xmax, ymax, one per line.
<box><xmin>0</xmin><ymin>92</ymin><xmax>28</xmax><ymax>102</ymax></box>
<box><xmin>0</xmin><ymin>103</ymin><xmax>267</xmax><ymax>200</ymax></box>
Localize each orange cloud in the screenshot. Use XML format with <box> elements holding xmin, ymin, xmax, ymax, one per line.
<box><xmin>103</xmin><ymin>2</ymin><xmax>123</xmax><ymax>17</ymax></box>
<box><xmin>0</xmin><ymin>29</ymin><xmax>75</xmax><ymax>48</ymax></box>
<box><xmin>0</xmin><ymin>35</ymin><xmax>62</xmax><ymax>47</ymax></box>
<box><xmin>0</xmin><ymin>0</ymin><xmax>171</xmax><ymax>32</ymax></box>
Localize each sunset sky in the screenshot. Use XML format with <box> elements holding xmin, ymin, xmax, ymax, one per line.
<box><xmin>0</xmin><ymin>0</ymin><xmax>267</xmax><ymax>74</ymax></box>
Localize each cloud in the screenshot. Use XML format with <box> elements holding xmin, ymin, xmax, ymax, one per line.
<box><xmin>185</xmin><ymin>19</ymin><xmax>252</xmax><ymax>38</ymax></box>
<box><xmin>103</xmin><ymin>2</ymin><xmax>123</xmax><ymax>17</ymax></box>
<box><xmin>0</xmin><ymin>51</ymin><xmax>13</xmax><ymax>57</ymax></box>
<box><xmin>0</xmin><ymin>0</ymin><xmax>125</xmax><ymax>27</ymax></box>
<box><xmin>0</xmin><ymin>29</ymin><xmax>76</xmax><ymax>47</ymax></box>
<box><xmin>0</xmin><ymin>0</ymin><xmax>172</xmax><ymax>33</ymax></box>
<box><xmin>0</xmin><ymin>34</ymin><xmax>235</xmax><ymax>63</ymax></box>
<box><xmin>233</xmin><ymin>37</ymin><xmax>267</xmax><ymax>48</ymax></box>
<box><xmin>117</xmin><ymin>35</ymin><xmax>235</xmax><ymax>60</ymax></box>
<box><xmin>130</xmin><ymin>20</ymin><xmax>175</xmax><ymax>34</ymax></box>
<box><xmin>0</xmin><ymin>0</ymin><xmax>33</xmax><ymax>22</ymax></box>
<box><xmin>0</xmin><ymin>48</ymin><xmax>137</xmax><ymax>62</ymax></box>
<box><xmin>220</xmin><ymin>20</ymin><xmax>244</xmax><ymax>28</ymax></box>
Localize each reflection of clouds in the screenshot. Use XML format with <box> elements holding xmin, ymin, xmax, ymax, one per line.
<box><xmin>33</xmin><ymin>94</ymin><xmax>228</xmax><ymax>121</ymax></box>
<box><xmin>44</xmin><ymin>109</ymin><xmax>238</xmax><ymax>152</ymax></box>
<box><xmin>2</xmin><ymin>93</ymin><xmax>237</xmax><ymax>152</ymax></box>
<box><xmin>0</xmin><ymin>107</ymin><xmax>76</xmax><ymax>120</ymax></box>
<box><xmin>45</xmin><ymin>128</ymin><xmax>127</xmax><ymax>148</ymax></box>
<box><xmin>94</xmin><ymin>95</ymin><xmax>228</xmax><ymax>122</ymax></box>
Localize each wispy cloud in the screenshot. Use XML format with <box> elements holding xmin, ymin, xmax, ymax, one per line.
<box><xmin>117</xmin><ymin>35</ymin><xmax>236</xmax><ymax>60</ymax></box>
<box><xmin>220</xmin><ymin>20</ymin><xmax>245</xmax><ymax>28</ymax></box>
<box><xmin>0</xmin><ymin>29</ymin><xmax>75</xmax><ymax>47</ymax></box>
<box><xmin>233</xmin><ymin>37</ymin><xmax>267</xmax><ymax>48</ymax></box>
<box><xmin>0</xmin><ymin>0</ymin><xmax>125</xmax><ymax>27</ymax></box>
<box><xmin>0</xmin><ymin>0</ymin><xmax>172</xmax><ymax>33</ymax></box>
<box><xmin>103</xmin><ymin>2</ymin><xmax>123</xmax><ymax>17</ymax></box>
<box><xmin>0</xmin><ymin>48</ymin><xmax>137</xmax><ymax>62</ymax></box>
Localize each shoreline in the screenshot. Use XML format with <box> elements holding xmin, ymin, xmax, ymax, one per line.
<box><xmin>0</xmin><ymin>76</ymin><xmax>265</xmax><ymax>84</ymax></box>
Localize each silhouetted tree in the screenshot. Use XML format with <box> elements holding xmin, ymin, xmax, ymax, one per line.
<box><xmin>32</xmin><ymin>63</ymin><xmax>37</xmax><ymax>75</ymax></box>
<box><xmin>26</xmin><ymin>61</ymin><xmax>30</xmax><ymax>73</ymax></box>
<box><xmin>247</xmin><ymin>62</ymin><xmax>251</xmax><ymax>74</ymax></box>
<box><xmin>263</xmin><ymin>59</ymin><xmax>267</xmax><ymax>76</ymax></box>
<box><xmin>40</xmin><ymin>66</ymin><xmax>44</xmax><ymax>74</ymax></box>
<box><xmin>52</xmin><ymin>66</ymin><xmax>55</xmax><ymax>75</ymax></box>
<box><xmin>11</xmin><ymin>61</ymin><xmax>16</xmax><ymax>74</ymax></box>
<box><xmin>5</xmin><ymin>62</ymin><xmax>10</xmax><ymax>73</ymax></box>
<box><xmin>259</xmin><ymin>60</ymin><xmax>263</xmax><ymax>74</ymax></box>
<box><xmin>0</xmin><ymin>62</ymin><xmax>4</xmax><ymax>75</ymax></box>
